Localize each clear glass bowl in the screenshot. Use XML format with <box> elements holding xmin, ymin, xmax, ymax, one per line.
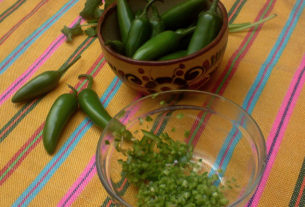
<box><xmin>96</xmin><ymin>90</ymin><xmax>266</xmax><ymax>207</ymax></box>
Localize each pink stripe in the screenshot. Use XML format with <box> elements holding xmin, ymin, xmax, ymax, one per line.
<box><xmin>188</xmin><ymin>0</ymin><xmax>276</xmax><ymax>146</ymax></box>
<box><xmin>245</xmin><ymin>0</ymin><xmax>302</xmax><ymax>111</ymax></box>
<box><xmin>18</xmin><ymin>121</ymin><xmax>91</xmax><ymax>206</ymax></box>
<box><xmin>249</xmin><ymin>54</ymin><xmax>305</xmax><ymax>206</ymax></box>
<box><xmin>0</xmin><ymin>17</ymin><xmax>81</xmax><ymax>106</ymax></box>
<box><xmin>0</xmin><ymin>0</ymin><xmax>76</xmax><ymax>72</ymax></box>
<box><xmin>58</xmin><ymin>95</ymin><xmax>142</xmax><ymax>207</ymax></box>
<box><xmin>57</xmin><ymin>156</ymin><xmax>96</xmax><ymax>207</ymax></box>
<box><xmin>0</xmin><ymin>55</ymin><xmax>105</xmax><ymax>186</ymax></box>
<box><xmin>0</xmin><ymin>0</ymin><xmax>48</xmax><ymax>45</ymax></box>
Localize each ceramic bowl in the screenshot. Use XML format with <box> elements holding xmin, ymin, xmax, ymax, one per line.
<box><xmin>97</xmin><ymin>0</ymin><xmax>228</xmax><ymax>94</ymax></box>
<box><xmin>96</xmin><ymin>90</ymin><xmax>266</xmax><ymax>206</ymax></box>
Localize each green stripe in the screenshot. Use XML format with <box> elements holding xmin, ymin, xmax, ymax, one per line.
<box><xmin>0</xmin><ymin>58</ymin><xmax>103</xmax><ymax>182</ymax></box>
<box><xmin>0</xmin><ymin>37</ymin><xmax>96</xmax><ymax>143</ymax></box>
<box><xmin>299</xmin><ymin>189</ymin><xmax>305</xmax><ymax>207</ymax></box>
<box><xmin>0</xmin><ymin>130</ymin><xmax>42</xmax><ymax>181</ymax></box>
<box><xmin>150</xmin><ymin>112</ymin><xmax>165</xmax><ymax>132</ymax></box>
<box><xmin>0</xmin><ymin>0</ymin><xmax>27</xmax><ymax>23</ymax></box>
<box><xmin>188</xmin><ymin>0</ymin><xmax>274</xmax><ymax>144</ymax></box>
<box><xmin>0</xmin><ymin>101</ymin><xmax>37</xmax><ymax>143</ymax></box>
<box><xmin>101</xmin><ymin>197</ymin><xmax>111</xmax><ymax>207</ymax></box>
<box><xmin>66</xmin><ymin>37</ymin><xmax>97</xmax><ymax>63</ymax></box>
<box><xmin>289</xmin><ymin>158</ymin><xmax>305</xmax><ymax>207</ymax></box>
<box><xmin>228</xmin><ymin>0</ymin><xmax>249</xmax><ymax>24</ymax></box>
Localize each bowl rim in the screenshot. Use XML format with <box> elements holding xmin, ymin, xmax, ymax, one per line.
<box><xmin>97</xmin><ymin>0</ymin><xmax>229</xmax><ymax>65</ymax></box>
<box><xmin>96</xmin><ymin>89</ymin><xmax>266</xmax><ymax>207</ymax></box>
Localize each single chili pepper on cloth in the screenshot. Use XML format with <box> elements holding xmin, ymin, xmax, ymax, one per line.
<box><xmin>117</xmin><ymin>0</ymin><xmax>134</xmax><ymax>44</ymax></box>
<box><xmin>187</xmin><ymin>0</ymin><xmax>222</xmax><ymax>55</ymax></box>
<box><xmin>77</xmin><ymin>74</ymin><xmax>112</xmax><ymax>128</ymax></box>
<box><xmin>133</xmin><ymin>26</ymin><xmax>195</xmax><ymax>61</ymax></box>
<box><xmin>77</xmin><ymin>74</ymin><xmax>133</xmax><ymax>140</ymax></box>
<box><xmin>125</xmin><ymin>0</ymin><xmax>157</xmax><ymax>57</ymax></box>
<box><xmin>43</xmin><ymin>85</ymin><xmax>78</xmax><ymax>155</ymax></box>
<box><xmin>161</xmin><ymin>0</ymin><xmax>206</xmax><ymax>29</ymax></box>
<box><xmin>149</xmin><ymin>5</ymin><xmax>165</xmax><ymax>38</ymax></box>
<box><xmin>12</xmin><ymin>56</ymin><xmax>81</xmax><ymax>103</ymax></box>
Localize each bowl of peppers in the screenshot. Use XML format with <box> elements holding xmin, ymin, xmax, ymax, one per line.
<box><xmin>97</xmin><ymin>0</ymin><xmax>229</xmax><ymax>94</ymax></box>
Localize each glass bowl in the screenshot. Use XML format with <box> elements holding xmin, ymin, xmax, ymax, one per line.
<box><xmin>96</xmin><ymin>90</ymin><xmax>266</xmax><ymax>207</ymax></box>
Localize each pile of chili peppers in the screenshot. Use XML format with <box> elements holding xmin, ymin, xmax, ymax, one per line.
<box><xmin>107</xmin><ymin>0</ymin><xmax>276</xmax><ymax>61</ymax></box>
<box><xmin>11</xmin><ymin>57</ymin><xmax>126</xmax><ymax>155</ymax></box>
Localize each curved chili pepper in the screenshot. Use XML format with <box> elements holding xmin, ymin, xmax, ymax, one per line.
<box><xmin>161</xmin><ymin>0</ymin><xmax>206</xmax><ymax>29</ymax></box>
<box><xmin>149</xmin><ymin>5</ymin><xmax>165</xmax><ymax>38</ymax></box>
<box><xmin>187</xmin><ymin>0</ymin><xmax>222</xmax><ymax>55</ymax></box>
<box><xmin>43</xmin><ymin>85</ymin><xmax>78</xmax><ymax>155</ymax></box>
<box><xmin>132</xmin><ymin>26</ymin><xmax>195</xmax><ymax>61</ymax></box>
<box><xmin>12</xmin><ymin>56</ymin><xmax>81</xmax><ymax>103</ymax></box>
<box><xmin>77</xmin><ymin>74</ymin><xmax>132</xmax><ymax>141</ymax></box>
<box><xmin>77</xmin><ymin>74</ymin><xmax>112</xmax><ymax>128</ymax></box>
<box><xmin>117</xmin><ymin>0</ymin><xmax>134</xmax><ymax>44</ymax></box>
<box><xmin>125</xmin><ymin>0</ymin><xmax>157</xmax><ymax>57</ymax></box>
<box><xmin>158</xmin><ymin>50</ymin><xmax>187</xmax><ymax>61</ymax></box>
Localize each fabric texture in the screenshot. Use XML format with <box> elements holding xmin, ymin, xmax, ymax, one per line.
<box><xmin>0</xmin><ymin>0</ymin><xmax>305</xmax><ymax>206</ymax></box>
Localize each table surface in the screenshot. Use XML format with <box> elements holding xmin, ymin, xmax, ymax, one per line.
<box><xmin>1</xmin><ymin>0</ymin><xmax>305</xmax><ymax>206</ymax></box>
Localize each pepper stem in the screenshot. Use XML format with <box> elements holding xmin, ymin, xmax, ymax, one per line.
<box><xmin>140</xmin><ymin>0</ymin><xmax>158</xmax><ymax>18</ymax></box>
<box><xmin>229</xmin><ymin>22</ymin><xmax>251</xmax><ymax>29</ymax></box>
<box><xmin>81</xmin><ymin>23</ymin><xmax>98</xmax><ymax>27</ymax></box>
<box><xmin>58</xmin><ymin>55</ymin><xmax>81</xmax><ymax>75</ymax></box>
<box><xmin>67</xmin><ymin>84</ymin><xmax>78</xmax><ymax>96</ymax></box>
<box><xmin>78</xmin><ymin>74</ymin><xmax>93</xmax><ymax>89</ymax></box>
<box><xmin>229</xmin><ymin>13</ymin><xmax>277</xmax><ymax>33</ymax></box>
<box><xmin>209</xmin><ymin>0</ymin><xmax>219</xmax><ymax>12</ymax></box>
<box><xmin>176</xmin><ymin>26</ymin><xmax>196</xmax><ymax>37</ymax></box>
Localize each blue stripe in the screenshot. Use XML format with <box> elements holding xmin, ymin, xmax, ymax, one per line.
<box><xmin>0</xmin><ymin>0</ymin><xmax>78</xmax><ymax>74</ymax></box>
<box><xmin>0</xmin><ymin>36</ymin><xmax>65</xmax><ymax>102</ymax></box>
<box><xmin>248</xmin><ymin>66</ymin><xmax>305</xmax><ymax>206</ymax></box>
<box><xmin>12</xmin><ymin>79</ymin><xmax>122</xmax><ymax>206</ymax></box>
<box><xmin>101</xmin><ymin>77</ymin><xmax>122</xmax><ymax>106</ymax></box>
<box><xmin>211</xmin><ymin>0</ymin><xmax>305</xmax><ymax>179</ymax></box>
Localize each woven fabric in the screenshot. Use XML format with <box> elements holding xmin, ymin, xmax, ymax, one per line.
<box><xmin>0</xmin><ymin>0</ymin><xmax>305</xmax><ymax>206</ymax></box>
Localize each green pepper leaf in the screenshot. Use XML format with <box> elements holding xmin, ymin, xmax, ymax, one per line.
<box><xmin>61</xmin><ymin>19</ymin><xmax>83</xmax><ymax>42</ymax></box>
<box><xmin>85</xmin><ymin>27</ymin><xmax>97</xmax><ymax>37</ymax></box>
<box><xmin>80</xmin><ymin>0</ymin><xmax>103</xmax><ymax>20</ymax></box>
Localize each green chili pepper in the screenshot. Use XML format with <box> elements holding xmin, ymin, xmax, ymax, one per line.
<box><xmin>12</xmin><ymin>56</ymin><xmax>81</xmax><ymax>103</ymax></box>
<box><xmin>105</xmin><ymin>40</ymin><xmax>125</xmax><ymax>55</ymax></box>
<box><xmin>43</xmin><ymin>85</ymin><xmax>78</xmax><ymax>155</ymax></box>
<box><xmin>77</xmin><ymin>74</ymin><xmax>112</xmax><ymax>128</ymax></box>
<box><xmin>78</xmin><ymin>74</ymin><xmax>133</xmax><ymax>141</ymax></box>
<box><xmin>158</xmin><ymin>50</ymin><xmax>187</xmax><ymax>60</ymax></box>
<box><xmin>161</xmin><ymin>0</ymin><xmax>206</xmax><ymax>29</ymax></box>
<box><xmin>117</xmin><ymin>0</ymin><xmax>134</xmax><ymax>44</ymax></box>
<box><xmin>133</xmin><ymin>26</ymin><xmax>195</xmax><ymax>61</ymax></box>
<box><xmin>187</xmin><ymin>0</ymin><xmax>222</xmax><ymax>55</ymax></box>
<box><xmin>125</xmin><ymin>0</ymin><xmax>157</xmax><ymax>57</ymax></box>
<box><xmin>149</xmin><ymin>5</ymin><xmax>165</xmax><ymax>38</ymax></box>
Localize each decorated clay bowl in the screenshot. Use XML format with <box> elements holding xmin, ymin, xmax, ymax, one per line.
<box><xmin>97</xmin><ymin>0</ymin><xmax>229</xmax><ymax>94</ymax></box>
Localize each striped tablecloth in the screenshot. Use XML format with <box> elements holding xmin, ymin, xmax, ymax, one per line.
<box><xmin>1</xmin><ymin>0</ymin><xmax>305</xmax><ymax>206</ymax></box>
